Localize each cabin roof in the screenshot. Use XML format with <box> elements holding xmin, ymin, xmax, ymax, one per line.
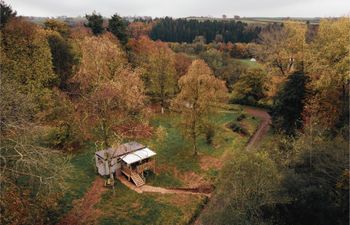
<box><xmin>95</xmin><ymin>141</ymin><xmax>145</xmax><ymax>160</ymax></box>
<box><xmin>120</xmin><ymin>147</ymin><xmax>156</xmax><ymax>165</ymax></box>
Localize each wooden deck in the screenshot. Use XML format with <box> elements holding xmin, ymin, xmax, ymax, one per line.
<box><xmin>120</xmin><ymin>159</ymin><xmax>156</xmax><ymax>187</ymax></box>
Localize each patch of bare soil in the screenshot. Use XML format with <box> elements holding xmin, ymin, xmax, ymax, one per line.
<box><xmin>57</xmin><ymin>177</ymin><xmax>107</xmax><ymax>225</ymax></box>
<box><xmin>199</xmin><ymin>155</ymin><xmax>223</xmax><ymax>171</ymax></box>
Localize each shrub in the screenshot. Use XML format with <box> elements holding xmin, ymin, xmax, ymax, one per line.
<box><xmin>205</xmin><ymin>126</ymin><xmax>215</xmax><ymax>145</ymax></box>
<box><xmin>227</xmin><ymin>122</ymin><xmax>249</xmax><ymax>136</ymax></box>
<box><xmin>236</xmin><ymin>114</ymin><xmax>246</xmax><ymax>121</ymax></box>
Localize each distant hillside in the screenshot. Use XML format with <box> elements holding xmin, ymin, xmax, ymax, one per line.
<box><xmin>185</xmin><ymin>16</ymin><xmax>321</xmax><ymax>25</ymax></box>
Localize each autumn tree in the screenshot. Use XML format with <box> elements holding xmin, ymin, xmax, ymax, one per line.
<box><xmin>257</xmin><ymin>22</ymin><xmax>307</xmax><ymax>76</ymax></box>
<box><xmin>199</xmin><ymin>48</ymin><xmax>225</xmax><ymax>74</ymax></box>
<box><xmin>303</xmin><ymin>18</ymin><xmax>350</xmax><ymax>130</ymax></box>
<box><xmin>201</xmin><ymin>151</ymin><xmax>281</xmax><ymax>225</ymax></box>
<box><xmin>129</xmin><ymin>36</ymin><xmax>177</xmax><ymax>113</ymax></box>
<box><xmin>44</xmin><ymin>19</ymin><xmax>69</xmax><ymax>37</ymax></box>
<box><xmin>174</xmin><ymin>53</ymin><xmax>192</xmax><ymax>81</ymax></box>
<box><xmin>72</xmin><ymin>34</ymin><xmax>145</xmax><ymax>147</ymax></box>
<box><xmin>0</xmin><ymin>18</ymin><xmax>71</xmax><ymax>224</ymax></box>
<box><xmin>172</xmin><ymin>60</ymin><xmax>227</xmax><ymax>155</ymax></box>
<box><xmin>0</xmin><ymin>124</ymin><xmax>71</xmax><ymax>224</ymax></box>
<box><xmin>1</xmin><ymin>18</ymin><xmax>57</xmax><ymax>130</ymax></box>
<box><xmin>108</xmin><ymin>13</ymin><xmax>128</xmax><ymax>45</ymax></box>
<box><xmin>1</xmin><ymin>19</ymin><xmax>56</xmax><ymax>90</ymax></box>
<box><xmin>85</xmin><ymin>11</ymin><xmax>104</xmax><ymax>35</ymax></box>
<box><xmin>127</xmin><ymin>21</ymin><xmax>153</xmax><ymax>39</ymax></box>
<box><xmin>231</xmin><ymin>68</ymin><xmax>267</xmax><ymax>105</ymax></box>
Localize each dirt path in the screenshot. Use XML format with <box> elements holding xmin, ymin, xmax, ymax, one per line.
<box><xmin>244</xmin><ymin>106</ymin><xmax>271</xmax><ymax>150</ymax></box>
<box><xmin>117</xmin><ymin>175</ymin><xmax>211</xmax><ymax>197</ymax></box>
<box><xmin>57</xmin><ymin>177</ymin><xmax>107</xmax><ymax>225</ymax></box>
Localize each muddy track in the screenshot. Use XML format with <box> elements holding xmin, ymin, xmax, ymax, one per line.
<box><xmin>193</xmin><ymin>106</ymin><xmax>272</xmax><ymax>225</ymax></box>
<box><xmin>57</xmin><ymin>177</ymin><xmax>107</xmax><ymax>225</ymax></box>
<box><xmin>244</xmin><ymin>106</ymin><xmax>272</xmax><ymax>150</ymax></box>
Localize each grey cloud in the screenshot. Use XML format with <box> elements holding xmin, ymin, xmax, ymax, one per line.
<box><xmin>7</xmin><ymin>0</ymin><xmax>350</xmax><ymax>17</ymax></box>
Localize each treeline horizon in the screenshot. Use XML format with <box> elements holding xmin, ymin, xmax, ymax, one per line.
<box><xmin>150</xmin><ymin>17</ymin><xmax>262</xmax><ymax>43</ymax></box>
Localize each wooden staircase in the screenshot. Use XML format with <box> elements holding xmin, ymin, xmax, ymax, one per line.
<box><xmin>130</xmin><ymin>172</ymin><xmax>145</xmax><ymax>187</ymax></box>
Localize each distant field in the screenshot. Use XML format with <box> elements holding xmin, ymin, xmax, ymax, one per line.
<box><xmin>234</xmin><ymin>58</ymin><xmax>262</xmax><ymax>69</ymax></box>
<box><xmin>185</xmin><ymin>16</ymin><xmax>320</xmax><ymax>25</ymax></box>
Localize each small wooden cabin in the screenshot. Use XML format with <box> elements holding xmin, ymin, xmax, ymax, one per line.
<box><xmin>95</xmin><ymin>142</ymin><xmax>156</xmax><ymax>187</ymax></box>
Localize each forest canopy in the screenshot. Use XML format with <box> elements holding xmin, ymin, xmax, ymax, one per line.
<box><xmin>150</xmin><ymin>17</ymin><xmax>261</xmax><ymax>43</ymax></box>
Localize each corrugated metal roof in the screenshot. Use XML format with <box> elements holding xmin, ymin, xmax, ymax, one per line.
<box><xmin>95</xmin><ymin>142</ymin><xmax>145</xmax><ymax>160</ymax></box>
<box><xmin>120</xmin><ymin>147</ymin><xmax>156</xmax><ymax>165</ymax></box>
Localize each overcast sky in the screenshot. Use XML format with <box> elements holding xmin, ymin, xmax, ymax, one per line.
<box><xmin>7</xmin><ymin>0</ymin><xmax>350</xmax><ymax>18</ymax></box>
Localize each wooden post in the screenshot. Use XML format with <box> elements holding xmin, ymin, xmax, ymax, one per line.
<box><xmin>153</xmin><ymin>158</ymin><xmax>156</xmax><ymax>174</ymax></box>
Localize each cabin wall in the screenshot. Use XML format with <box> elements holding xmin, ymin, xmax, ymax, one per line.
<box><xmin>95</xmin><ymin>155</ymin><xmax>122</xmax><ymax>176</ymax></box>
<box><xmin>95</xmin><ymin>155</ymin><xmax>107</xmax><ymax>176</ymax></box>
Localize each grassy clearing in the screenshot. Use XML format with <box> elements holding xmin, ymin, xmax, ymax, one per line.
<box><xmin>233</xmin><ymin>58</ymin><xmax>261</xmax><ymax>69</ymax></box>
<box><xmin>241</xmin><ymin>115</ymin><xmax>261</xmax><ymax>135</ymax></box>
<box><xmin>54</xmin><ymin>104</ymin><xmax>261</xmax><ymax>224</ymax></box>
<box><xmin>52</xmin><ymin>144</ymin><xmax>97</xmax><ymax>223</ymax></box>
<box><xmin>144</xmin><ymin>104</ymin><xmax>256</xmax><ymax>187</ymax></box>
<box><xmin>96</xmin><ymin>181</ymin><xmax>206</xmax><ymax>225</ymax></box>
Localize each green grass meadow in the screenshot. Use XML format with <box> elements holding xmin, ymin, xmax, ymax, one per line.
<box><xmin>54</xmin><ymin>104</ymin><xmax>260</xmax><ymax>224</ymax></box>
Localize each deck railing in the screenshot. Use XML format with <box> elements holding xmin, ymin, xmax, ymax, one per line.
<box><xmin>121</xmin><ymin>159</ymin><xmax>155</xmax><ymax>178</ymax></box>
<box><xmin>121</xmin><ymin>165</ymin><xmax>133</xmax><ymax>177</ymax></box>
<box><xmin>136</xmin><ymin>160</ymin><xmax>155</xmax><ymax>174</ymax></box>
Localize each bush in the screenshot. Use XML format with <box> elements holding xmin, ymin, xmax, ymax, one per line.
<box><xmin>205</xmin><ymin>126</ymin><xmax>215</xmax><ymax>145</ymax></box>
<box><xmin>227</xmin><ymin>122</ymin><xmax>248</xmax><ymax>136</ymax></box>
<box><xmin>201</xmin><ymin>151</ymin><xmax>281</xmax><ymax>225</ymax></box>
<box><xmin>236</xmin><ymin>114</ymin><xmax>246</xmax><ymax>121</ymax></box>
<box><xmin>36</xmin><ymin>123</ymin><xmax>81</xmax><ymax>150</ymax></box>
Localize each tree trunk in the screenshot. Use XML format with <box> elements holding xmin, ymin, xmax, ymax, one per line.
<box><xmin>102</xmin><ymin>119</ymin><xmax>109</xmax><ymax>148</ymax></box>
<box><xmin>192</xmin><ymin>122</ymin><xmax>197</xmax><ymax>156</ymax></box>
<box><xmin>193</xmin><ymin>141</ymin><xmax>198</xmax><ymax>156</ymax></box>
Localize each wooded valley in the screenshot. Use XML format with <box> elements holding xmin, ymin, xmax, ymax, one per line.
<box><xmin>0</xmin><ymin>1</ymin><xmax>349</xmax><ymax>225</ymax></box>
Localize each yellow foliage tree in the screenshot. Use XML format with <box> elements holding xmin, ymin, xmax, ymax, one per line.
<box><xmin>72</xmin><ymin>34</ymin><xmax>145</xmax><ymax>147</ymax></box>
<box><xmin>303</xmin><ymin>18</ymin><xmax>350</xmax><ymax>129</ymax></box>
<box><xmin>172</xmin><ymin>59</ymin><xmax>228</xmax><ymax>155</ymax></box>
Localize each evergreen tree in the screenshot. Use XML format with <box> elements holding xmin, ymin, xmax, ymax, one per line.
<box><xmin>150</xmin><ymin>17</ymin><xmax>260</xmax><ymax>43</ymax></box>
<box><xmin>85</xmin><ymin>12</ymin><xmax>104</xmax><ymax>35</ymax></box>
<box><xmin>108</xmin><ymin>13</ymin><xmax>128</xmax><ymax>45</ymax></box>
<box><xmin>46</xmin><ymin>31</ymin><xmax>78</xmax><ymax>89</ymax></box>
<box><xmin>272</xmin><ymin>71</ymin><xmax>308</xmax><ymax>134</ymax></box>
<box><xmin>0</xmin><ymin>0</ymin><xmax>16</xmax><ymax>29</ymax></box>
